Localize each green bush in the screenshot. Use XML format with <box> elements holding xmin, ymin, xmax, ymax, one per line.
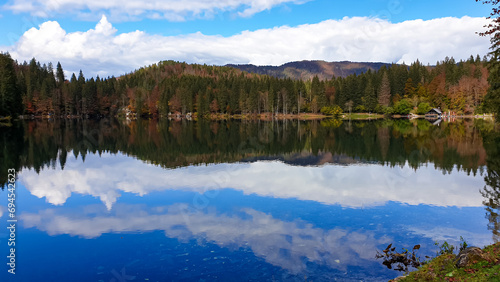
<box><xmin>320</xmin><ymin>105</ymin><xmax>343</xmax><ymax>117</ymax></box>
<box><xmin>394</xmin><ymin>99</ymin><xmax>412</xmax><ymax>115</ymax></box>
<box><xmin>416</xmin><ymin>102</ymin><xmax>432</xmax><ymax>115</ymax></box>
<box><xmin>355</xmin><ymin>105</ymin><xmax>366</xmax><ymax>113</ymax></box>
<box><xmin>374</xmin><ymin>105</ymin><xmax>384</xmax><ymax>114</ymax></box>
<box><xmin>384</xmin><ymin>106</ymin><xmax>394</xmax><ymax>115</ymax></box>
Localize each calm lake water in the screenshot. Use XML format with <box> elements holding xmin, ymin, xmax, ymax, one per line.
<box><xmin>1</xmin><ymin>118</ymin><xmax>499</xmax><ymax>281</ymax></box>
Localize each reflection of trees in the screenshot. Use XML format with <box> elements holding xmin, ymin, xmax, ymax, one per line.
<box><xmin>0</xmin><ymin>123</ymin><xmax>25</xmax><ymax>189</ymax></box>
<box><xmin>0</xmin><ymin>118</ymin><xmax>492</xmax><ymax>188</ymax></box>
<box><xmin>480</xmin><ymin>126</ymin><xmax>500</xmax><ymax>242</ymax></box>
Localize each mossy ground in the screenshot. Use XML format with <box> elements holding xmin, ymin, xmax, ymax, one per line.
<box><xmin>396</xmin><ymin>243</ymin><xmax>500</xmax><ymax>282</ymax></box>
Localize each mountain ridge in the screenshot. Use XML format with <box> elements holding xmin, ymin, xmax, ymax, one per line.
<box><xmin>226</xmin><ymin>60</ymin><xmax>393</xmax><ymax>80</ymax></box>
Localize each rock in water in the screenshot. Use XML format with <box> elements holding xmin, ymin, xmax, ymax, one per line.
<box><xmin>454</xmin><ymin>247</ymin><xmax>485</xmax><ymax>268</ymax></box>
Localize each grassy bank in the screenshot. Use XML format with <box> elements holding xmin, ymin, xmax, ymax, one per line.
<box><xmin>342</xmin><ymin>113</ymin><xmax>385</xmax><ymax>120</ymax></box>
<box><xmin>394</xmin><ymin>243</ymin><xmax>500</xmax><ymax>281</ymax></box>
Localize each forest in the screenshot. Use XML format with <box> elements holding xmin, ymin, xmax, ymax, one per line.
<box><xmin>0</xmin><ymin>53</ymin><xmax>492</xmax><ymax>119</ymax></box>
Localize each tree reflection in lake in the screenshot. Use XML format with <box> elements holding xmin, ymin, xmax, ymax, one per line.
<box><xmin>0</xmin><ymin>118</ymin><xmax>490</xmax><ymax>187</ymax></box>
<box><xmin>480</xmin><ymin>121</ymin><xmax>500</xmax><ymax>242</ymax></box>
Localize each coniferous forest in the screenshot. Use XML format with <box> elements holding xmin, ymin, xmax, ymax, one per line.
<box><xmin>0</xmin><ymin>53</ymin><xmax>494</xmax><ymax>119</ymax></box>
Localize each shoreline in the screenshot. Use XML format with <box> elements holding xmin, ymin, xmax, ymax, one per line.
<box><xmin>393</xmin><ymin>242</ymin><xmax>500</xmax><ymax>281</ymax></box>
<box><xmin>206</xmin><ymin>113</ymin><xmax>329</xmax><ymax>120</ymax></box>
<box><xmin>15</xmin><ymin>112</ymin><xmax>496</xmax><ymax>122</ymax></box>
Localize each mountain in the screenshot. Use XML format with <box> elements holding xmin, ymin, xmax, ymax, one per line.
<box><xmin>226</xmin><ymin>60</ymin><xmax>392</xmax><ymax>80</ymax></box>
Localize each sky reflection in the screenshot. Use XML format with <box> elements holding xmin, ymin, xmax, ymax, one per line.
<box><xmin>20</xmin><ymin>203</ymin><xmax>391</xmax><ymax>273</ymax></box>
<box><xmin>20</xmin><ymin>152</ymin><xmax>486</xmax><ymax>210</ymax></box>
<box><xmin>8</xmin><ymin>149</ymin><xmax>494</xmax><ymax>282</ymax></box>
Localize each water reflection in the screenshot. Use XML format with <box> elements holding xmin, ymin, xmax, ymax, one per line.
<box><xmin>0</xmin><ymin>118</ymin><xmax>498</xmax><ymax>281</ymax></box>
<box><xmin>20</xmin><ymin>152</ymin><xmax>485</xmax><ymax>210</ymax></box>
<box><xmin>481</xmin><ymin>127</ymin><xmax>500</xmax><ymax>242</ymax></box>
<box><xmin>0</xmin><ymin>118</ymin><xmax>491</xmax><ymax>190</ymax></box>
<box><xmin>21</xmin><ymin>203</ymin><xmax>390</xmax><ymax>273</ymax></box>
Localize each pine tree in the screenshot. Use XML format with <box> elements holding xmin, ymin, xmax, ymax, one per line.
<box><xmin>66</xmin><ymin>73</ymin><xmax>78</xmax><ymax>115</ymax></box>
<box><xmin>82</xmin><ymin>77</ymin><xmax>97</xmax><ymax>116</ymax></box>
<box><xmin>76</xmin><ymin>70</ymin><xmax>85</xmax><ymax>115</ymax></box>
<box><xmin>311</xmin><ymin>76</ymin><xmax>326</xmax><ymax>112</ymax></box>
<box><xmin>56</xmin><ymin>62</ymin><xmax>65</xmax><ymax>87</ymax></box>
<box><xmin>27</xmin><ymin>58</ymin><xmax>38</xmax><ymax>99</ymax></box>
<box><xmin>363</xmin><ymin>79</ymin><xmax>377</xmax><ymax>112</ymax></box>
<box><xmin>0</xmin><ymin>53</ymin><xmax>22</xmax><ymax>117</ymax></box>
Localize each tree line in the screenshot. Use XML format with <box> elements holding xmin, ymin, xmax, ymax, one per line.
<box><xmin>0</xmin><ymin>53</ymin><xmax>493</xmax><ymax>118</ymax></box>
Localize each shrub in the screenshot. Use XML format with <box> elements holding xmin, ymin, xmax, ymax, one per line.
<box><xmin>355</xmin><ymin>105</ymin><xmax>366</xmax><ymax>113</ymax></box>
<box><xmin>394</xmin><ymin>99</ymin><xmax>413</xmax><ymax>115</ymax></box>
<box><xmin>320</xmin><ymin>105</ymin><xmax>343</xmax><ymax>117</ymax></box>
<box><xmin>384</xmin><ymin>106</ymin><xmax>394</xmax><ymax>115</ymax></box>
<box><xmin>416</xmin><ymin>102</ymin><xmax>432</xmax><ymax>115</ymax></box>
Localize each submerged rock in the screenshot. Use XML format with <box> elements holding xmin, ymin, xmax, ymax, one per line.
<box><xmin>454</xmin><ymin>247</ymin><xmax>486</xmax><ymax>268</ymax></box>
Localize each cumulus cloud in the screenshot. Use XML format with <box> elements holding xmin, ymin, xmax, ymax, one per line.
<box><xmin>5</xmin><ymin>15</ymin><xmax>491</xmax><ymax>77</ymax></box>
<box><xmin>3</xmin><ymin>0</ymin><xmax>307</xmax><ymax>21</ymax></box>
<box><xmin>19</xmin><ymin>152</ymin><xmax>485</xmax><ymax>210</ymax></box>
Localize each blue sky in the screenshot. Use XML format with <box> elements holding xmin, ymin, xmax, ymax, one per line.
<box><xmin>0</xmin><ymin>0</ymin><xmax>493</xmax><ymax>76</ymax></box>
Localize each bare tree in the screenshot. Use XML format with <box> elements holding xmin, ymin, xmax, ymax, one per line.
<box><xmin>345</xmin><ymin>100</ymin><xmax>354</xmax><ymax>116</ymax></box>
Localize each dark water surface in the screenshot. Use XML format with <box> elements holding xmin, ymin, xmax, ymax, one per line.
<box><xmin>1</xmin><ymin>118</ymin><xmax>499</xmax><ymax>281</ymax></box>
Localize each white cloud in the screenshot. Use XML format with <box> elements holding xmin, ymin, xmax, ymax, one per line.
<box><xmin>21</xmin><ymin>203</ymin><xmax>389</xmax><ymax>272</ymax></box>
<box><xmin>19</xmin><ymin>152</ymin><xmax>486</xmax><ymax>210</ymax></box>
<box><xmin>3</xmin><ymin>0</ymin><xmax>307</xmax><ymax>21</ymax></box>
<box><xmin>5</xmin><ymin>15</ymin><xmax>491</xmax><ymax>77</ymax></box>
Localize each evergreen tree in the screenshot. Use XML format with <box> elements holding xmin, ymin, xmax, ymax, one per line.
<box><xmin>65</xmin><ymin>73</ymin><xmax>78</xmax><ymax>115</ymax></box>
<box><xmin>477</xmin><ymin>0</ymin><xmax>500</xmax><ymax>117</ymax></box>
<box><xmin>409</xmin><ymin>60</ymin><xmax>423</xmax><ymax>85</ymax></box>
<box><xmin>363</xmin><ymin>79</ymin><xmax>377</xmax><ymax>112</ymax></box>
<box><xmin>311</xmin><ymin>76</ymin><xmax>326</xmax><ymax>112</ymax></box>
<box><xmin>27</xmin><ymin>58</ymin><xmax>38</xmax><ymax>99</ymax></box>
<box><xmin>82</xmin><ymin>77</ymin><xmax>97</xmax><ymax>116</ymax></box>
<box><xmin>56</xmin><ymin>62</ymin><xmax>65</xmax><ymax>87</ymax></box>
<box><xmin>0</xmin><ymin>53</ymin><xmax>22</xmax><ymax>117</ymax></box>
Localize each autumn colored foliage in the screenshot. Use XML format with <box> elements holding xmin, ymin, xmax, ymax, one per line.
<box><xmin>0</xmin><ymin>56</ymin><xmax>494</xmax><ymax>118</ymax></box>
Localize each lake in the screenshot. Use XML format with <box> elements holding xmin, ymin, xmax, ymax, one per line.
<box><xmin>1</xmin><ymin>118</ymin><xmax>499</xmax><ymax>281</ymax></box>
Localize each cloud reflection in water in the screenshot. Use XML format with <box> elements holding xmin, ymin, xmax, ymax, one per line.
<box><xmin>21</xmin><ymin>203</ymin><xmax>390</xmax><ymax>273</ymax></box>
<box><xmin>20</xmin><ymin>152</ymin><xmax>485</xmax><ymax>210</ymax></box>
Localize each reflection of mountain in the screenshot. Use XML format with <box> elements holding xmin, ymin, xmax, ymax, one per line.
<box><xmin>242</xmin><ymin>152</ymin><xmax>364</xmax><ymax>167</ymax></box>
<box><xmin>21</xmin><ymin>203</ymin><xmax>389</xmax><ymax>273</ymax></box>
<box><xmin>20</xmin><ymin>153</ymin><xmax>485</xmax><ymax>210</ymax></box>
